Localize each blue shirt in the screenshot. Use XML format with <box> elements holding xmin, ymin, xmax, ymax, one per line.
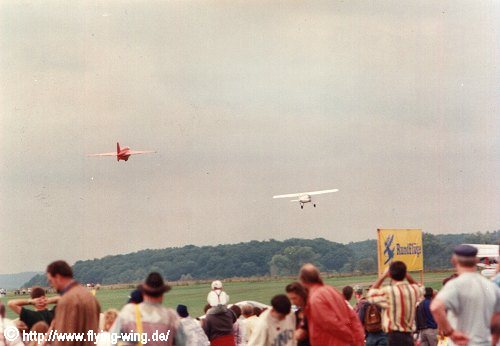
<box><xmin>422</xmin><ymin>298</ymin><xmax>437</xmax><ymax>329</ymax></box>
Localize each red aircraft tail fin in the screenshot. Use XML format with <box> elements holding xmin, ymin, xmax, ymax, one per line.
<box><xmin>117</xmin><ymin>142</ymin><xmax>120</xmax><ymax>161</ymax></box>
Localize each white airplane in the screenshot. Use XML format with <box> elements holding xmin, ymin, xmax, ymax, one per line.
<box><xmin>273</xmin><ymin>189</ymin><xmax>339</xmax><ymax>209</ymax></box>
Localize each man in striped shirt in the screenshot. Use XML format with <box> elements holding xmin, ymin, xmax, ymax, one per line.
<box><xmin>367</xmin><ymin>261</ymin><xmax>424</xmax><ymax>345</ymax></box>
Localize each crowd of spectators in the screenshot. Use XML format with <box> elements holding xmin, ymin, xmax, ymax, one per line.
<box><xmin>1</xmin><ymin>244</ymin><xmax>499</xmax><ymax>346</ymax></box>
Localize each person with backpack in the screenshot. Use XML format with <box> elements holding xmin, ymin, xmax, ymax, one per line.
<box><xmin>367</xmin><ymin>261</ymin><xmax>424</xmax><ymax>345</ymax></box>
<box><xmin>354</xmin><ymin>285</ymin><xmax>387</xmax><ymax>346</ymax></box>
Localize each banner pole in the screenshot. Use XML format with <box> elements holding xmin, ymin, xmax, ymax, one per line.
<box><xmin>420</xmin><ymin>270</ymin><xmax>424</xmax><ymax>285</ymax></box>
<box><xmin>377</xmin><ymin>229</ymin><xmax>382</xmax><ymax>276</ymax></box>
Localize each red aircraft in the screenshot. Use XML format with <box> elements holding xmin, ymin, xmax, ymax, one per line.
<box><xmin>87</xmin><ymin>142</ymin><xmax>156</xmax><ymax>161</ymax></box>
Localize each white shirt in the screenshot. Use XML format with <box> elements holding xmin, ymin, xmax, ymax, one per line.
<box><xmin>247</xmin><ymin>309</ymin><xmax>296</xmax><ymax>346</ymax></box>
<box><xmin>0</xmin><ymin>318</ymin><xmax>24</xmax><ymax>346</ymax></box>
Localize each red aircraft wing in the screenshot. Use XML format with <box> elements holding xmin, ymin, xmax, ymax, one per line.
<box><xmin>86</xmin><ymin>152</ymin><xmax>117</xmax><ymax>157</ymax></box>
<box><xmin>128</xmin><ymin>150</ymin><xmax>156</xmax><ymax>155</ymax></box>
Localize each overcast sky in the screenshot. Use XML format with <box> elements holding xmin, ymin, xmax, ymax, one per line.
<box><xmin>1</xmin><ymin>1</ymin><xmax>498</xmax><ymax>274</ymax></box>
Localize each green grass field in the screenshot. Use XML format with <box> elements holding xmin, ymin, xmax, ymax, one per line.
<box><xmin>1</xmin><ymin>271</ymin><xmax>451</xmax><ymax>320</ymax></box>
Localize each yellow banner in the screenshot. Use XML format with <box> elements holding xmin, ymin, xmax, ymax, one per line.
<box><xmin>377</xmin><ymin>229</ymin><xmax>423</xmax><ymax>275</ymax></box>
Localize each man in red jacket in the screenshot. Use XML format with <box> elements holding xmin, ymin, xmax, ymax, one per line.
<box><xmin>300</xmin><ymin>264</ymin><xmax>365</xmax><ymax>346</ymax></box>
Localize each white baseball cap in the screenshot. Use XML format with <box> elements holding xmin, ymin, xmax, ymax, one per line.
<box><xmin>211</xmin><ymin>280</ymin><xmax>223</xmax><ymax>290</ymax></box>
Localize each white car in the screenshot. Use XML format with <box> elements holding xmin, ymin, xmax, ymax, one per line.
<box><xmin>229</xmin><ymin>300</ymin><xmax>269</xmax><ymax>310</ymax></box>
<box><xmin>197</xmin><ymin>300</ymin><xmax>269</xmax><ymax>320</ymax></box>
<box><xmin>466</xmin><ymin>244</ymin><xmax>498</xmax><ymax>278</ymax></box>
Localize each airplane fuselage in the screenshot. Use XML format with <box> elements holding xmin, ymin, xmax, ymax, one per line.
<box><xmin>298</xmin><ymin>195</ymin><xmax>315</xmax><ymax>209</ymax></box>
<box><xmin>117</xmin><ymin>147</ymin><xmax>132</xmax><ymax>161</ymax></box>
<box><xmin>299</xmin><ymin>195</ymin><xmax>312</xmax><ymax>203</ymax></box>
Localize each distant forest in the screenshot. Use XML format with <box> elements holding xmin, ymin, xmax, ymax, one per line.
<box><xmin>24</xmin><ymin>230</ymin><xmax>499</xmax><ymax>287</ymax></box>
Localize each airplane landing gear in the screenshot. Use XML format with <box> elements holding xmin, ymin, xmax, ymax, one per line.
<box><xmin>300</xmin><ymin>204</ymin><xmax>304</xmax><ymax>209</ymax></box>
<box><xmin>313</xmin><ymin>204</ymin><xmax>316</xmax><ymax>208</ymax></box>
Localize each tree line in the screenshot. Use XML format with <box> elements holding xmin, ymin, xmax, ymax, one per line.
<box><xmin>24</xmin><ymin>230</ymin><xmax>499</xmax><ymax>287</ymax></box>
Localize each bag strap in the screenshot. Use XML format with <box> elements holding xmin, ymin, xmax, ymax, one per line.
<box><xmin>134</xmin><ymin>304</ymin><xmax>144</xmax><ymax>346</ymax></box>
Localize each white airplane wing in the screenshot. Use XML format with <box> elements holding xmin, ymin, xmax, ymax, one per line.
<box><xmin>86</xmin><ymin>152</ymin><xmax>116</xmax><ymax>157</ymax></box>
<box><xmin>273</xmin><ymin>193</ymin><xmax>302</xmax><ymax>199</ymax></box>
<box><xmin>129</xmin><ymin>150</ymin><xmax>156</xmax><ymax>155</ymax></box>
<box><xmin>307</xmin><ymin>189</ymin><xmax>339</xmax><ymax>196</ymax></box>
<box><xmin>273</xmin><ymin>189</ymin><xmax>338</xmax><ymax>199</ymax></box>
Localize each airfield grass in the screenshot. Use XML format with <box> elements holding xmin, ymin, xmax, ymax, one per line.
<box><xmin>2</xmin><ymin>271</ymin><xmax>452</xmax><ymax>320</ymax></box>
